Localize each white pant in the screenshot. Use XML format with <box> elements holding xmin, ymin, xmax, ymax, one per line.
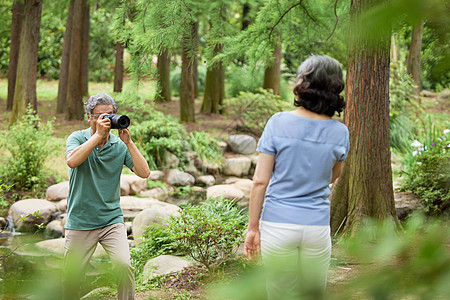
<box><xmin>260</xmin><ymin>220</ymin><xmax>332</xmax><ymax>300</ymax></box>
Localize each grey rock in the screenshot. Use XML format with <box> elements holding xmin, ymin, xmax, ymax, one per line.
<box><xmin>149</xmin><ymin>170</ymin><xmax>165</xmax><ymax>181</ymax></box>
<box><xmin>196</xmin><ymin>175</ymin><xmax>216</xmax><ymax>187</ymax></box>
<box><xmin>44</xmin><ymin>219</ymin><xmax>63</xmax><ymax>238</ymax></box>
<box><xmin>167</xmin><ymin>169</ymin><xmax>195</xmax><ymax>187</ymax></box>
<box><xmin>57</xmin><ymin>199</ymin><xmax>67</xmax><ymax>212</ymax></box>
<box><xmin>8</xmin><ymin>199</ymin><xmax>57</xmax><ymax>232</ymax></box>
<box><xmin>35</xmin><ymin>238</ymin><xmax>107</xmax><ymax>258</ymax></box>
<box><xmin>132</xmin><ymin>202</ymin><xmax>180</xmax><ymax>244</ymax></box>
<box><xmin>121</xmin><ymin>174</ymin><xmax>148</xmax><ymax>195</ymax></box>
<box><xmin>223</xmin><ymin>157</ymin><xmax>252</xmax><ymax>177</ymax></box>
<box><xmin>142</xmin><ymin>255</ymin><xmax>191</xmax><ymax>283</ymax></box>
<box><xmin>140</xmin><ymin>187</ymin><xmax>170</xmax><ymax>200</ymax></box>
<box><xmin>46</xmin><ymin>181</ymin><xmax>69</xmax><ymax>202</ymax></box>
<box><xmin>165</xmin><ymin>152</ymin><xmax>180</xmax><ymax>169</ymax></box>
<box><xmin>227</xmin><ymin>135</ymin><xmax>257</xmax><ymax>155</ymax></box>
<box><xmin>206</xmin><ymin>185</ymin><xmax>245</xmax><ymax>202</ymax></box>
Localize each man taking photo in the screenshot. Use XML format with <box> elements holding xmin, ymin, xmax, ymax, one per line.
<box><xmin>64</xmin><ymin>93</ymin><xmax>150</xmax><ymax>300</ymax></box>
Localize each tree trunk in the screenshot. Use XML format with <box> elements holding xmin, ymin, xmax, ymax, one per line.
<box><xmin>10</xmin><ymin>0</ymin><xmax>42</xmax><ymax>125</ymax></box>
<box><xmin>65</xmin><ymin>0</ymin><xmax>86</xmax><ymax>120</ymax></box>
<box><xmin>242</xmin><ymin>3</ymin><xmax>251</xmax><ymax>30</ymax></box>
<box><xmin>390</xmin><ymin>34</ymin><xmax>398</xmax><ymax>63</ymax></box>
<box><xmin>113</xmin><ymin>42</ymin><xmax>124</xmax><ymax>93</ymax></box>
<box><xmin>407</xmin><ymin>20</ymin><xmax>424</xmax><ymax>96</ymax></box>
<box><xmin>201</xmin><ymin>44</ymin><xmax>225</xmax><ymax>114</ymax></box>
<box><xmin>330</xmin><ymin>0</ymin><xmax>399</xmax><ymax>234</ymax></box>
<box><xmin>179</xmin><ymin>23</ymin><xmax>196</xmax><ymax>123</ymax></box>
<box><xmin>6</xmin><ymin>1</ymin><xmax>24</xmax><ymax>111</ymax></box>
<box><xmin>263</xmin><ymin>43</ymin><xmax>281</xmax><ymax>95</ymax></box>
<box><xmin>57</xmin><ymin>0</ymin><xmax>75</xmax><ymax>114</ymax></box>
<box><xmin>192</xmin><ymin>22</ymin><xmax>199</xmax><ymax>98</ymax></box>
<box><xmin>81</xmin><ymin>3</ymin><xmax>90</xmax><ymax>97</ymax></box>
<box><xmin>155</xmin><ymin>48</ymin><xmax>171</xmax><ymax>102</ymax></box>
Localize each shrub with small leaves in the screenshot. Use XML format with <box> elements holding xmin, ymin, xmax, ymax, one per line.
<box><xmin>167</xmin><ymin>197</ymin><xmax>247</xmax><ymax>271</ymax></box>
<box><xmin>188</xmin><ymin>131</ymin><xmax>225</xmax><ymax>170</ymax></box>
<box><xmin>0</xmin><ymin>106</ymin><xmax>55</xmax><ymax>191</ymax></box>
<box><xmin>130</xmin><ymin>223</ymin><xmax>180</xmax><ymax>282</ymax></box>
<box><xmin>224</xmin><ymin>88</ymin><xmax>285</xmax><ymax>135</ymax></box>
<box><xmin>402</xmin><ymin>129</ymin><xmax>449</xmax><ymax>215</ymax></box>
<box><xmin>131</xmin><ymin>111</ymin><xmax>190</xmax><ymax>170</ymax></box>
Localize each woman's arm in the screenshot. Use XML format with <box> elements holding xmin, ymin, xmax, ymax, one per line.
<box><xmin>244</xmin><ymin>152</ymin><xmax>275</xmax><ymax>261</ymax></box>
<box><xmin>331</xmin><ymin>161</ymin><xmax>345</xmax><ymax>184</ymax></box>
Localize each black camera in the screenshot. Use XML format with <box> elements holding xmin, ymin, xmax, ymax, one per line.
<box><xmin>103</xmin><ymin>114</ymin><xmax>130</xmax><ymax>129</ymax></box>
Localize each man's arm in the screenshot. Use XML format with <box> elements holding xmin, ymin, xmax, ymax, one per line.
<box><xmin>119</xmin><ymin>129</ymin><xmax>151</xmax><ymax>178</ymax></box>
<box><xmin>66</xmin><ymin>113</ymin><xmax>111</xmax><ymax>169</ymax></box>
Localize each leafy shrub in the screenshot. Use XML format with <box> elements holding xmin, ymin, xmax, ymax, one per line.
<box><xmin>389</xmin><ymin>61</ymin><xmax>418</xmax><ymax>152</ymax></box>
<box><xmin>0</xmin><ymin>181</ymin><xmax>11</xmax><ymax>210</ymax></box>
<box><xmin>130</xmin><ymin>223</ymin><xmax>179</xmax><ymax>282</ymax></box>
<box><xmin>224</xmin><ymin>88</ymin><xmax>285</xmax><ymax>135</ymax></box>
<box><xmin>167</xmin><ymin>197</ymin><xmax>247</xmax><ymax>271</ymax></box>
<box><xmin>89</xmin><ymin>7</ymin><xmax>116</xmax><ymax>82</ymax></box>
<box><xmin>401</xmin><ymin>127</ymin><xmax>449</xmax><ymax>215</ymax></box>
<box><xmin>226</xmin><ymin>64</ymin><xmax>264</xmax><ymax>98</ymax></box>
<box><xmin>0</xmin><ymin>106</ymin><xmax>55</xmax><ymax>191</ymax></box>
<box><xmin>188</xmin><ymin>131</ymin><xmax>224</xmax><ymax>170</ymax></box>
<box><xmin>131</xmin><ymin>110</ymin><xmax>190</xmax><ymax>170</ymax></box>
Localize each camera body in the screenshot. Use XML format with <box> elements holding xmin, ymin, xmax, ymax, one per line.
<box><xmin>103</xmin><ymin>114</ymin><xmax>130</xmax><ymax>129</ymax></box>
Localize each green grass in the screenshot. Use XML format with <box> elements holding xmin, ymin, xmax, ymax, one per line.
<box><xmin>0</xmin><ymin>78</ymin><xmax>157</xmax><ymax>102</ymax></box>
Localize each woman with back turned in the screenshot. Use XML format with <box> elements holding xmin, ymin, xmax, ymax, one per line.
<box><xmin>244</xmin><ymin>55</ymin><xmax>349</xmax><ymax>299</ymax></box>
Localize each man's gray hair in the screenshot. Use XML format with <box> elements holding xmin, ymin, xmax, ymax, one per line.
<box><xmin>84</xmin><ymin>93</ymin><xmax>118</xmax><ymax>115</ymax></box>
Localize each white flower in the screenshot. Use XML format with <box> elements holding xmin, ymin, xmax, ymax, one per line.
<box><xmin>411</xmin><ymin>140</ymin><xmax>422</xmax><ymax>147</ymax></box>
<box><xmin>443</xmin><ymin>129</ymin><xmax>450</xmax><ymax>135</ymax></box>
<box><xmin>412</xmin><ymin>151</ymin><xmax>418</xmax><ymax>156</ymax></box>
<box><xmin>417</xmin><ymin>162</ymin><xmax>422</xmax><ymax>165</ymax></box>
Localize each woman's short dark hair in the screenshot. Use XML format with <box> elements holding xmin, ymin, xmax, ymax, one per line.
<box><xmin>293</xmin><ymin>55</ymin><xmax>346</xmax><ymax>117</ymax></box>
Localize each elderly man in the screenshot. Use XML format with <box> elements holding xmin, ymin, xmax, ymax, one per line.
<box><xmin>64</xmin><ymin>93</ymin><xmax>150</xmax><ymax>300</ymax></box>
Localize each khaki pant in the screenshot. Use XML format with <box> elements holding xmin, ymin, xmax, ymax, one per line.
<box><xmin>63</xmin><ymin>223</ymin><xmax>134</xmax><ymax>300</ymax></box>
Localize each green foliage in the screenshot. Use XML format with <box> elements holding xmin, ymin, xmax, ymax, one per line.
<box><xmin>0</xmin><ymin>180</ymin><xmax>12</xmax><ymax>209</ymax></box>
<box><xmin>188</xmin><ymin>131</ymin><xmax>224</xmax><ymax>169</ymax></box>
<box><xmin>213</xmin><ymin>214</ymin><xmax>450</xmax><ymax>300</ymax></box>
<box><xmin>37</xmin><ymin>10</ymin><xmax>65</xmax><ymax>79</ymax></box>
<box><xmin>167</xmin><ymin>197</ymin><xmax>247</xmax><ymax>271</ymax></box>
<box><xmin>225</xmin><ymin>64</ymin><xmax>264</xmax><ymax>98</ymax></box>
<box><xmin>337</xmin><ymin>214</ymin><xmax>450</xmax><ymax>300</ymax></box>
<box><xmin>131</xmin><ymin>110</ymin><xmax>190</xmax><ymax>170</ymax></box>
<box><xmin>130</xmin><ymin>223</ymin><xmax>180</xmax><ymax>282</ymax></box>
<box><xmin>224</xmin><ymin>88</ymin><xmax>285</xmax><ymax>135</ymax></box>
<box><xmin>389</xmin><ymin>61</ymin><xmax>419</xmax><ymax>152</ymax></box>
<box><xmin>0</xmin><ymin>106</ymin><xmax>55</xmax><ymax>191</ymax></box>
<box><xmin>401</xmin><ymin>124</ymin><xmax>449</xmax><ymax>215</ymax></box>
<box><xmin>89</xmin><ymin>7</ymin><xmax>116</xmax><ymax>82</ymax></box>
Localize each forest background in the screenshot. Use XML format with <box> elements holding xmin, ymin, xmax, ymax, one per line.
<box><xmin>0</xmin><ymin>0</ymin><xmax>449</xmax><ymax>299</ymax></box>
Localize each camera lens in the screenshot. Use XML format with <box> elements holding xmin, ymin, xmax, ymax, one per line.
<box><xmin>106</xmin><ymin>114</ymin><xmax>130</xmax><ymax>129</ymax></box>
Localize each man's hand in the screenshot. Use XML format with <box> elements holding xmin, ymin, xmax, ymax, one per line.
<box><xmin>96</xmin><ymin>113</ymin><xmax>111</xmax><ymax>138</ymax></box>
<box><xmin>244</xmin><ymin>229</ymin><xmax>261</xmax><ymax>262</ymax></box>
<box><xmin>118</xmin><ymin>128</ymin><xmax>131</xmax><ymax>145</ymax></box>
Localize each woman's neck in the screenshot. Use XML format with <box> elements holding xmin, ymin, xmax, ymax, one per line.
<box><xmin>290</xmin><ymin>107</ymin><xmax>332</xmax><ymax>120</ymax></box>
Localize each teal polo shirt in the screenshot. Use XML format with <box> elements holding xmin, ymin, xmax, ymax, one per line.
<box><xmin>65</xmin><ymin>128</ymin><xmax>134</xmax><ymax>230</ymax></box>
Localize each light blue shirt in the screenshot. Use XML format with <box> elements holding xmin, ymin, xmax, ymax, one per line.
<box><xmin>258</xmin><ymin>111</ymin><xmax>349</xmax><ymax>226</ymax></box>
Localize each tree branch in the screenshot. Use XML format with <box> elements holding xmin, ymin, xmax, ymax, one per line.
<box><xmin>267</xmin><ymin>0</ymin><xmax>319</xmax><ymax>41</ymax></box>
<box><xmin>326</xmin><ymin>0</ymin><xmax>340</xmax><ymax>41</ymax></box>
